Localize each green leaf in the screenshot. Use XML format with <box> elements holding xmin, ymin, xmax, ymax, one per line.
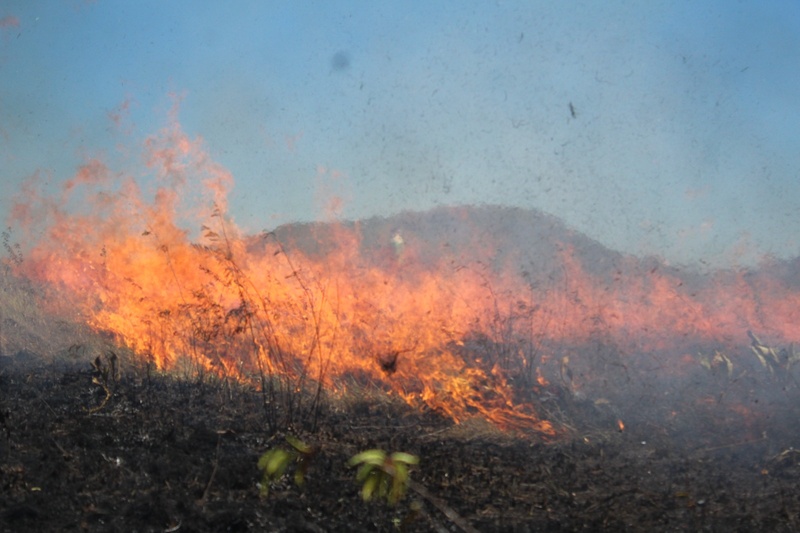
<box><xmin>265</xmin><ymin>449</ymin><xmax>291</xmax><ymax>477</ymax></box>
<box><xmin>361</xmin><ymin>472</ymin><xmax>380</xmax><ymax>501</ymax></box>
<box><xmin>350</xmin><ymin>448</ymin><xmax>419</xmax><ymax>505</ymax></box>
<box><xmin>349</xmin><ymin>449</ymin><xmax>387</xmax><ymax>467</ymax></box>
<box><xmin>393</xmin><ymin>461</ymin><xmax>408</xmax><ymax>485</ymax></box>
<box><xmin>388</xmin><ymin>481</ymin><xmax>403</xmax><ymax>505</ymax></box>
<box><xmin>294</xmin><ymin>467</ymin><xmax>305</xmax><ymax>487</ymax></box>
<box><xmin>390</xmin><ymin>452</ymin><xmax>419</xmax><ymax>466</ymax></box>
<box><xmin>389</xmin><ymin>463</ymin><xmax>409</xmax><ymax>505</ymax></box>
<box><xmin>356</xmin><ymin>462</ymin><xmax>376</xmax><ymax>482</ymax></box>
<box><xmin>286</xmin><ymin>435</ymin><xmax>312</xmax><ymax>455</ymax></box>
<box><xmin>257</xmin><ymin>451</ymin><xmax>273</xmax><ymax>471</ymax></box>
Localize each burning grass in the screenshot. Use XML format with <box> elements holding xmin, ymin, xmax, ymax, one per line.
<box><xmin>5</xmin><ymin>110</ymin><xmax>800</xmax><ymax>439</ymax></box>
<box><xmin>8</xmin><ymin>197</ymin><xmax>567</xmax><ymax>434</ymax></box>
<box><xmin>4</xmin><ymin>112</ymin><xmax>800</xmax><ymax>529</ymax></box>
<box><xmin>8</xmin><ymin>198</ymin><xmax>800</xmax><ymax>438</ymax></box>
<box><xmin>3</xmin><ymin>245</ymin><xmax>800</xmax><ymax>531</ymax></box>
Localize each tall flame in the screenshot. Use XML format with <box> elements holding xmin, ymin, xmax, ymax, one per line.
<box><xmin>8</xmin><ymin>113</ymin><xmax>800</xmax><ymax>436</ymax></box>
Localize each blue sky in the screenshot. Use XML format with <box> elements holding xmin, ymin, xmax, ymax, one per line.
<box><xmin>1</xmin><ymin>1</ymin><xmax>798</xmax><ymax>268</ymax></box>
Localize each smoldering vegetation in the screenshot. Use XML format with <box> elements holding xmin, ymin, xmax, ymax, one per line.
<box><xmin>3</xmin><ymin>205</ymin><xmax>800</xmax><ymax>532</ymax></box>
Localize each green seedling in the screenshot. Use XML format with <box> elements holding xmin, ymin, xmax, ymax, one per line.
<box><xmin>348</xmin><ymin>449</ymin><xmax>419</xmax><ymax>505</ymax></box>
<box><xmin>257</xmin><ymin>435</ymin><xmax>315</xmax><ymax>497</ymax></box>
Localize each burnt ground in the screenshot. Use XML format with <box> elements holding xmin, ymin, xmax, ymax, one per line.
<box><xmin>2</xmin><ymin>353</ymin><xmax>800</xmax><ymax>533</ymax></box>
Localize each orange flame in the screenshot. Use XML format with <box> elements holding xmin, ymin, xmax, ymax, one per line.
<box><xmin>7</xmin><ymin>113</ymin><xmax>800</xmax><ymax>436</ymax></box>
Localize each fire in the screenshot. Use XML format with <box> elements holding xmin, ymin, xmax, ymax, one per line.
<box><xmin>7</xmin><ymin>112</ymin><xmax>800</xmax><ymax>436</ymax></box>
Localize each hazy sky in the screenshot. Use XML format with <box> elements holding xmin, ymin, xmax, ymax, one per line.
<box><xmin>1</xmin><ymin>1</ymin><xmax>798</xmax><ymax>268</ymax></box>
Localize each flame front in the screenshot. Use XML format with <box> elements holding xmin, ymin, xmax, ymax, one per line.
<box><xmin>9</xmin><ymin>115</ymin><xmax>800</xmax><ymax>436</ymax></box>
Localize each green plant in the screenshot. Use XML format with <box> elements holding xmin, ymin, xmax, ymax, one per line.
<box><xmin>257</xmin><ymin>435</ymin><xmax>315</xmax><ymax>497</ymax></box>
<box><xmin>348</xmin><ymin>449</ymin><xmax>419</xmax><ymax>505</ymax></box>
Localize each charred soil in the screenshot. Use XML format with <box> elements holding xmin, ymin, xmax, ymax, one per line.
<box><xmin>2</xmin><ymin>354</ymin><xmax>800</xmax><ymax>533</ymax></box>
